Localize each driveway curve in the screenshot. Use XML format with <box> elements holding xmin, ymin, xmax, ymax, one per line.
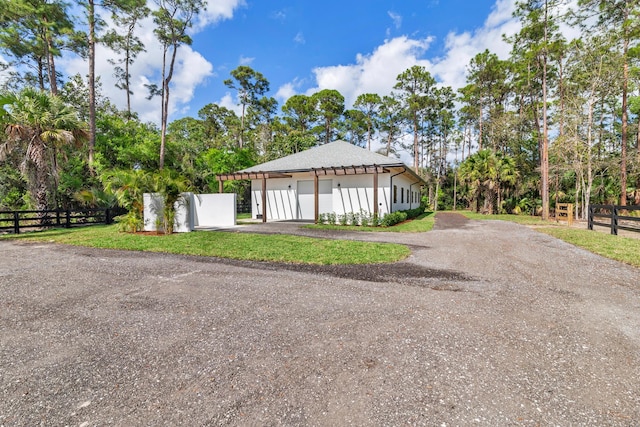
<box><xmin>1</xmin><ymin>213</ymin><xmax>639</xmax><ymax>426</ymax></box>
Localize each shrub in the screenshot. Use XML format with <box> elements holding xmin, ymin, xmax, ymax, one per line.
<box><xmin>381</xmin><ymin>211</ymin><xmax>407</xmax><ymax>227</ymax></box>
<box><xmin>404</xmin><ymin>205</ymin><xmax>425</xmax><ymax>220</ymax></box>
<box><xmin>317</xmin><ymin>213</ymin><xmax>326</xmax><ymax>224</ymax></box>
<box><xmin>372</xmin><ymin>212</ymin><xmax>380</xmax><ymax>227</ymax></box>
<box><xmin>360</xmin><ymin>210</ymin><xmax>371</xmax><ymax>226</ymax></box>
<box><xmin>115</xmin><ymin>211</ymin><xmax>143</xmax><ymax>232</ymax></box>
<box><xmin>346</xmin><ymin>211</ymin><xmax>356</xmax><ymax>225</ymax></box>
<box><xmin>327</xmin><ymin>212</ymin><xmax>337</xmax><ymax>224</ymax></box>
<box><xmin>338</xmin><ymin>213</ymin><xmax>348</xmax><ymax>225</ymax></box>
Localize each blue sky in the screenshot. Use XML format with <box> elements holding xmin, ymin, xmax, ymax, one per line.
<box><xmin>53</xmin><ymin>0</ymin><xmax>523</xmax><ymax>124</ymax></box>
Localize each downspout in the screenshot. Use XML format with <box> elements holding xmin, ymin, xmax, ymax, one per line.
<box><xmin>389</xmin><ymin>168</ymin><xmax>405</xmax><ymax>213</ymax></box>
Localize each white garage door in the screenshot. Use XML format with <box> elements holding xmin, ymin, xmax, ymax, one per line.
<box><xmin>297</xmin><ymin>180</ymin><xmax>332</xmax><ymax>220</ymax></box>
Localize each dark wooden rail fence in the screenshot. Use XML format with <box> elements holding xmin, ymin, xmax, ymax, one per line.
<box><xmin>0</xmin><ymin>208</ymin><xmax>121</xmax><ymax>234</ymax></box>
<box><xmin>588</xmin><ymin>204</ymin><xmax>640</xmax><ymax>235</ymax></box>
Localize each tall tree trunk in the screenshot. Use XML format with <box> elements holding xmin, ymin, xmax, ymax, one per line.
<box><xmin>620</xmin><ymin>19</ymin><xmax>629</xmax><ymax>206</ymax></box>
<box><xmin>88</xmin><ymin>0</ymin><xmax>96</xmax><ymax>167</ymax></box>
<box><xmin>478</xmin><ymin>104</ymin><xmax>483</xmax><ymax>150</ymax></box>
<box><xmin>541</xmin><ymin>0</ymin><xmax>550</xmax><ymax>220</ymax></box>
<box><xmin>240</xmin><ymin>102</ymin><xmax>245</xmax><ymax>148</ymax></box>
<box><xmin>159</xmin><ymin>41</ymin><xmax>179</xmax><ymax>170</ymax></box>
<box><xmin>413</xmin><ymin>112</ymin><xmax>419</xmax><ymax>172</ymax></box>
<box><xmin>42</xmin><ymin>17</ymin><xmax>58</xmax><ymax>95</ymax></box>
<box><xmin>558</xmin><ymin>53</ymin><xmax>564</xmax><ymax>137</ymax></box>
<box><xmin>37</xmin><ymin>57</ymin><xmax>45</xmax><ymax>91</ymax></box>
<box><xmin>125</xmin><ymin>22</ymin><xmax>135</xmax><ymax>117</ymax></box>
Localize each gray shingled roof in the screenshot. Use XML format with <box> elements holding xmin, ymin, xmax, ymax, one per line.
<box><xmin>239</xmin><ymin>140</ymin><xmax>406</xmax><ymax>173</ymax></box>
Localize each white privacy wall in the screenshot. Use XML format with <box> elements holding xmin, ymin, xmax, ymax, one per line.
<box><xmin>144</xmin><ymin>193</ymin><xmax>236</xmax><ymax>232</ymax></box>
<box><xmin>143</xmin><ymin>192</ymin><xmax>194</xmax><ymax>232</ymax></box>
<box><xmin>192</xmin><ymin>193</ymin><xmax>236</xmax><ymax>227</ymax></box>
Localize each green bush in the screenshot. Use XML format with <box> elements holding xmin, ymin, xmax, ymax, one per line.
<box><xmin>404</xmin><ymin>205</ymin><xmax>426</xmax><ymax>220</ymax></box>
<box><xmin>381</xmin><ymin>211</ymin><xmax>407</xmax><ymax>227</ymax></box>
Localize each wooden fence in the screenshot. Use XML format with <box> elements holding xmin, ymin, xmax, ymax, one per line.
<box><xmin>556</xmin><ymin>203</ymin><xmax>574</xmax><ymax>226</ymax></box>
<box><xmin>0</xmin><ymin>208</ymin><xmax>123</xmax><ymax>234</ymax></box>
<box><xmin>588</xmin><ymin>204</ymin><xmax>640</xmax><ymax>235</ymax></box>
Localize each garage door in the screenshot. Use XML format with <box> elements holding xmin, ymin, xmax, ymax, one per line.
<box><xmin>297</xmin><ymin>180</ymin><xmax>332</xmax><ymax>220</ymax></box>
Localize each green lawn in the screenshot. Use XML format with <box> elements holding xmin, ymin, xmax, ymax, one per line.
<box><xmin>537</xmin><ymin>227</ymin><xmax>640</xmax><ymax>268</ymax></box>
<box><xmin>2</xmin><ymin>225</ymin><xmax>410</xmax><ymax>265</ymax></box>
<box><xmin>305</xmin><ymin>212</ymin><xmax>435</xmax><ymax>233</ymax></box>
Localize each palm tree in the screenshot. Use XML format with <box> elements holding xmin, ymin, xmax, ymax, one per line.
<box><xmin>101</xmin><ymin>169</ymin><xmax>152</xmax><ymax>232</ymax></box>
<box><xmin>459</xmin><ymin>149</ymin><xmax>519</xmax><ymax>214</ymax></box>
<box><xmin>0</xmin><ymin>87</ymin><xmax>88</xmax><ymax>219</ymax></box>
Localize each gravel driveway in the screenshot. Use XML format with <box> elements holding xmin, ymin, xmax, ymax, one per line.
<box><xmin>1</xmin><ymin>213</ymin><xmax>639</xmax><ymax>426</ymax></box>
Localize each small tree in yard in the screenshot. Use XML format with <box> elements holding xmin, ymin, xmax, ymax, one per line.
<box><xmin>150</xmin><ymin>169</ymin><xmax>191</xmax><ymax>234</ymax></box>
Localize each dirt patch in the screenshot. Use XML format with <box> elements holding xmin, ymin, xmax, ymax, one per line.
<box><xmin>433</xmin><ymin>212</ymin><xmax>471</xmax><ymax>230</ymax></box>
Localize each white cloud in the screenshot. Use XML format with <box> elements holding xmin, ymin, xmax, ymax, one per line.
<box><xmin>195</xmin><ymin>0</ymin><xmax>246</xmax><ymax>31</ymax></box>
<box><xmin>294</xmin><ymin>32</ymin><xmax>306</xmax><ymax>45</ymax></box>
<box><xmin>275</xmin><ymin>82</ymin><xmax>298</xmax><ymax>102</ymax></box>
<box><xmin>429</xmin><ymin>0</ymin><xmax>518</xmax><ymax>90</ymax></box>
<box><xmin>270</xmin><ymin>10</ymin><xmax>287</xmax><ymax>21</ymax></box>
<box><xmin>217</xmin><ymin>92</ymin><xmax>242</xmax><ymax>115</ymax></box>
<box><xmin>239</xmin><ymin>56</ymin><xmax>255</xmax><ymax>65</ymax></box>
<box><xmin>301</xmin><ymin>36</ymin><xmax>433</xmax><ymax>107</ymax></box>
<box><xmin>388</xmin><ymin>11</ymin><xmax>402</xmax><ymax>29</ymax></box>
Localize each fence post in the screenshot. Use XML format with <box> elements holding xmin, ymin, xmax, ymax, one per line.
<box><xmin>13</xmin><ymin>211</ymin><xmax>20</xmax><ymax>234</ymax></box>
<box><xmin>56</xmin><ymin>209</ymin><xmax>61</xmax><ymax>226</ymax></box>
<box><xmin>588</xmin><ymin>205</ymin><xmax>593</xmax><ymax>230</ymax></box>
<box><xmin>65</xmin><ymin>209</ymin><xmax>71</xmax><ymax>228</ymax></box>
<box><xmin>105</xmin><ymin>208</ymin><xmax>111</xmax><ymax>225</ymax></box>
<box><xmin>611</xmin><ymin>205</ymin><xmax>618</xmax><ymax>235</ymax></box>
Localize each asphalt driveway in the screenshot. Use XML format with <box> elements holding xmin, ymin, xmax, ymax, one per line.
<box><xmin>1</xmin><ymin>214</ymin><xmax>639</xmax><ymax>425</ymax></box>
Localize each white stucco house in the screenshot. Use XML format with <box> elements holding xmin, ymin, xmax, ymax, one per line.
<box><xmin>217</xmin><ymin>140</ymin><xmax>426</xmax><ymax>222</ymax></box>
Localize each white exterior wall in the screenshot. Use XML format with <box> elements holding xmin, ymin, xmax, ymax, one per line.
<box><xmin>192</xmin><ymin>193</ymin><xmax>236</xmax><ymax>227</ymax></box>
<box><xmin>144</xmin><ymin>193</ymin><xmax>236</xmax><ymax>232</ymax></box>
<box><xmin>251</xmin><ymin>177</ymin><xmax>297</xmax><ymax>220</ymax></box>
<box><xmin>251</xmin><ymin>173</ymin><xmax>408</xmax><ymax>221</ymax></box>
<box><xmin>333</xmin><ymin>174</ymin><xmax>389</xmax><ymax>217</ymax></box>
<box><xmin>143</xmin><ymin>192</ymin><xmax>194</xmax><ymax>232</ymax></box>
<box><xmin>389</xmin><ymin>174</ymin><xmax>421</xmax><ymax>212</ymax></box>
<box><xmin>250</xmin><ymin>174</ymin><xmax>334</xmax><ymax>221</ymax></box>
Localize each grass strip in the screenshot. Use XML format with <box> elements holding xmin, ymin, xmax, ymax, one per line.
<box><xmin>3</xmin><ymin>225</ymin><xmax>410</xmax><ymax>265</ymax></box>
<box><xmin>537</xmin><ymin>227</ymin><xmax>640</xmax><ymax>268</ymax></box>
<box><xmin>305</xmin><ymin>212</ymin><xmax>435</xmax><ymax>233</ymax></box>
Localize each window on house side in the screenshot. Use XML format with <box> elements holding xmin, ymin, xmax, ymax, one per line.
<box><xmin>393</xmin><ymin>185</ymin><xmax>397</xmax><ymax>204</ymax></box>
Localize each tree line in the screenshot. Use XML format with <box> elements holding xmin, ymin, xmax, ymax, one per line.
<box><xmin>1</xmin><ymin>0</ymin><xmax>639</xmax><ymax>224</ymax></box>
